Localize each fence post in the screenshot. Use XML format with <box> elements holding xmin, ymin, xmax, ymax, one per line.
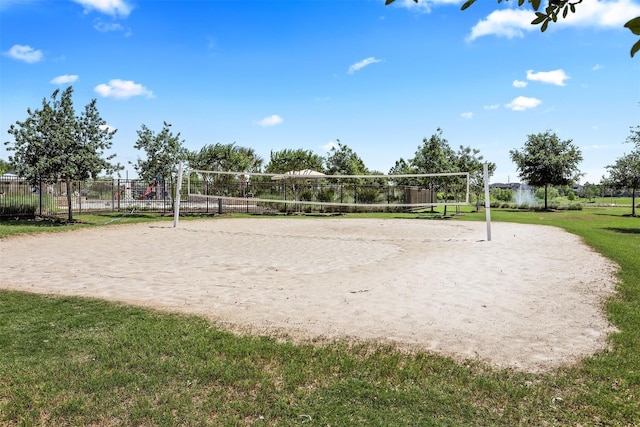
<box><xmin>39</xmin><ymin>179</ymin><xmax>43</xmax><ymax>217</ymax></box>
<box><xmin>206</xmin><ymin>180</ymin><xmax>209</xmax><ymax>213</ymax></box>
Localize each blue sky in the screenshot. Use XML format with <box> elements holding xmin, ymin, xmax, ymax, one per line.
<box><xmin>1</xmin><ymin>0</ymin><xmax>639</xmax><ymax>184</ymax></box>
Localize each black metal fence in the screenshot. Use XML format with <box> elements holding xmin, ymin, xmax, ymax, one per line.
<box><xmin>0</xmin><ymin>177</ymin><xmax>222</xmax><ymax>219</ymax></box>
<box><xmin>0</xmin><ymin>175</ymin><xmax>465</xmax><ymax>220</ymax></box>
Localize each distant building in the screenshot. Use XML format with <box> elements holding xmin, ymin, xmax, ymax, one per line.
<box><xmin>489</xmin><ymin>182</ymin><xmax>522</xmax><ymax>191</ymax></box>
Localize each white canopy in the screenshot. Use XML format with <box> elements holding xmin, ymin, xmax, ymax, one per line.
<box><xmin>271</xmin><ymin>169</ymin><xmax>326</xmax><ymax>180</ymax></box>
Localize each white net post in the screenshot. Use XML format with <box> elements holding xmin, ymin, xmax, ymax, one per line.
<box><xmin>173</xmin><ymin>162</ymin><xmax>184</xmax><ymax>228</ymax></box>
<box><xmin>483</xmin><ymin>162</ymin><xmax>492</xmax><ymax>241</ymax></box>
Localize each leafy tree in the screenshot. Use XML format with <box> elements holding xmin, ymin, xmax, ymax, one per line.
<box><xmin>5</xmin><ymin>86</ymin><xmax>119</xmax><ymax>221</ymax></box>
<box><xmin>605</xmin><ymin>127</ymin><xmax>640</xmax><ymax>216</ymax></box>
<box><xmin>455</xmin><ymin>145</ymin><xmax>496</xmax><ymax>211</ymax></box>
<box><xmin>324</xmin><ymin>141</ymin><xmax>369</xmax><ymax>176</ymax></box>
<box><xmin>264</xmin><ymin>148</ymin><xmax>324</xmax><ymax>174</ymax></box>
<box><xmin>263</xmin><ymin>149</ymin><xmax>324</xmax><ymax>208</ymax></box>
<box><xmin>386</xmin><ymin>0</ymin><xmax>640</xmax><ymax>57</ymax></box>
<box><xmin>410</xmin><ymin>128</ymin><xmax>456</xmax><ymax>177</ymax></box>
<box><xmin>389</xmin><ymin>129</ymin><xmax>494</xmax><ymax>212</ymax></box>
<box><xmin>132</xmin><ymin>122</ymin><xmax>187</xmax><ymax>185</ymax></box>
<box><xmin>189</xmin><ymin>142</ymin><xmax>263</xmax><ymax>173</ymax></box>
<box><xmin>534</xmin><ymin>185</ymin><xmax>559</xmax><ymax>203</ymax></box>
<box><xmin>188</xmin><ymin>142</ymin><xmax>264</xmax><ymax>197</ymax></box>
<box><xmin>388</xmin><ymin>158</ymin><xmax>415</xmax><ymax>186</ymax></box>
<box><xmin>509</xmin><ymin>130</ymin><xmax>583</xmax><ymax>209</ymax></box>
<box><xmin>323</xmin><ymin>141</ymin><xmax>381</xmax><ymax>205</ymax></box>
<box><xmin>579</xmin><ymin>182</ymin><xmax>599</xmax><ymax>202</ymax></box>
<box><xmin>389</xmin><ymin>129</ymin><xmax>457</xmax><ymax>214</ymax></box>
<box><xmin>0</xmin><ymin>158</ymin><xmax>11</xmax><ymax>174</ymax></box>
<box><xmin>627</xmin><ymin>125</ymin><xmax>640</xmax><ymax>149</ymax></box>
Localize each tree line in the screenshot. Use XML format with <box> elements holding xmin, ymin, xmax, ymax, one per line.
<box><xmin>4</xmin><ymin>87</ymin><xmax>639</xmax><ymax>219</ymax></box>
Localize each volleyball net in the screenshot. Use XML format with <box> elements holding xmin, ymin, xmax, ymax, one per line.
<box><xmin>185</xmin><ymin>169</ymin><xmax>470</xmax><ymax>213</ymax></box>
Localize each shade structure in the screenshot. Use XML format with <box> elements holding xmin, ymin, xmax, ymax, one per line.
<box><xmin>271</xmin><ymin>169</ymin><xmax>326</xmax><ymax>180</ymax></box>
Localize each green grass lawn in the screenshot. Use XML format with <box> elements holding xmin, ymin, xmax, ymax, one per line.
<box><xmin>1</xmin><ymin>209</ymin><xmax>639</xmax><ymax>425</ymax></box>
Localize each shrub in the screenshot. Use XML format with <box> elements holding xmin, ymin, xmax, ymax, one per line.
<box><xmin>317</xmin><ymin>188</ymin><xmax>335</xmax><ymax>203</ymax></box>
<box><xmin>535</xmin><ymin>187</ymin><xmax>559</xmax><ymax>201</ymax></box>
<box><xmin>357</xmin><ymin>187</ymin><xmax>379</xmax><ymax>204</ymax></box>
<box><xmin>0</xmin><ymin>203</ymin><xmax>36</xmax><ymax>220</ymax></box>
<box><xmin>492</xmin><ymin>188</ymin><xmax>514</xmax><ymax>202</ymax></box>
<box><xmin>299</xmin><ymin>191</ymin><xmax>313</xmax><ymax>202</ymax></box>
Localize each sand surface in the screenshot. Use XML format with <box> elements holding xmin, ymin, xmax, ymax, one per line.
<box><xmin>0</xmin><ymin>217</ymin><xmax>618</xmax><ymax>372</ymax></box>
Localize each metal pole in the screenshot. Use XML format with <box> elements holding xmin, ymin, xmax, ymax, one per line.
<box><xmin>39</xmin><ymin>179</ymin><xmax>42</xmax><ymax>217</ymax></box>
<box><xmin>173</xmin><ymin>162</ymin><xmax>184</xmax><ymax>228</ymax></box>
<box><xmin>483</xmin><ymin>162</ymin><xmax>492</xmax><ymax>242</ymax></box>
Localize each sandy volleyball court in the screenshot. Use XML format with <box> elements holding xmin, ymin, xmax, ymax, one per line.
<box><xmin>0</xmin><ymin>217</ymin><xmax>618</xmax><ymax>372</ymax></box>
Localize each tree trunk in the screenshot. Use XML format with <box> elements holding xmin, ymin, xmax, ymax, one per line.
<box><xmin>633</xmin><ymin>186</ymin><xmax>637</xmax><ymax>217</ymax></box>
<box><xmin>66</xmin><ymin>176</ymin><xmax>73</xmax><ymax>221</ymax></box>
<box><xmin>544</xmin><ymin>184</ymin><xmax>548</xmax><ymax>210</ymax></box>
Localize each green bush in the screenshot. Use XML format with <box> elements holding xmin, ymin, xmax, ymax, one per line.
<box><xmin>0</xmin><ymin>203</ymin><xmax>36</xmax><ymax>219</ymax></box>
<box><xmin>491</xmin><ymin>188</ymin><xmax>514</xmax><ymax>202</ymax></box>
<box><xmin>357</xmin><ymin>187</ymin><xmax>379</xmax><ymax>204</ymax></box>
<box><xmin>299</xmin><ymin>190</ymin><xmax>313</xmax><ymax>202</ymax></box>
<box><xmin>535</xmin><ymin>187</ymin><xmax>559</xmax><ymax>201</ymax></box>
<box><xmin>553</xmin><ymin>203</ymin><xmax>583</xmax><ymax>211</ymax></box>
<box><xmin>317</xmin><ymin>188</ymin><xmax>335</xmax><ymax>203</ymax></box>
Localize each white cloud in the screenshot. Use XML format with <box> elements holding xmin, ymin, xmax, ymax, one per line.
<box><xmin>94</xmin><ymin>79</ymin><xmax>154</xmax><ymax>99</ymax></box>
<box><xmin>526</xmin><ymin>69</ymin><xmax>570</xmax><ymax>86</ymax></box>
<box><xmin>99</xmin><ymin>124</ymin><xmax>117</xmax><ymax>133</ymax></box>
<box><xmin>592</xmin><ymin>64</ymin><xmax>604</xmax><ymax>71</ymax></box>
<box><xmin>513</xmin><ymin>80</ymin><xmax>528</xmax><ymax>88</ymax></box>
<box><xmin>72</xmin><ymin>0</ymin><xmax>132</xmax><ymax>18</ymax></box>
<box><xmin>322</xmin><ymin>141</ymin><xmax>339</xmax><ymax>152</ymax></box>
<box><xmin>505</xmin><ymin>96</ymin><xmax>542</xmax><ymax>111</ymax></box>
<box><xmin>468</xmin><ymin>9</ymin><xmax>535</xmax><ymax>41</ymax></box>
<box><xmin>583</xmin><ymin>143</ymin><xmax>606</xmax><ymax>150</ymax></box>
<box><xmin>461</xmin><ymin>112</ymin><xmax>473</xmax><ymax>119</ymax></box>
<box><xmin>94</xmin><ymin>20</ymin><xmax>124</xmax><ymax>32</ymax></box>
<box><xmin>483</xmin><ymin>103</ymin><xmax>500</xmax><ymax>110</ymax></box>
<box><xmin>348</xmin><ymin>57</ymin><xmax>382</xmax><ymax>74</ymax></box>
<box><xmin>468</xmin><ymin>0</ymin><xmax>640</xmax><ymax>40</ymax></box>
<box><xmin>5</xmin><ymin>44</ymin><xmax>43</xmax><ymax>63</ymax></box>
<box><xmin>50</xmin><ymin>74</ymin><xmax>79</xmax><ymax>84</ymax></box>
<box><xmin>555</xmin><ymin>0</ymin><xmax>640</xmax><ymax>27</ymax></box>
<box><xmin>390</xmin><ymin>0</ymin><xmax>460</xmax><ymax>13</ymax></box>
<box><xmin>256</xmin><ymin>115</ymin><xmax>283</xmax><ymax>127</ymax></box>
